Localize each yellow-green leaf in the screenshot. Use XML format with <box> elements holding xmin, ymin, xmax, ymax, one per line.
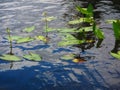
<box><xmin>16</xmin><ymin>37</ymin><xmax>34</xmax><ymax>43</ymax></box>
<box><xmin>0</xmin><ymin>54</ymin><xmax>21</xmax><ymax>61</ymax></box>
<box><xmin>23</xmin><ymin>52</ymin><xmax>42</xmax><ymax>61</ymax></box>
<box><xmin>23</xmin><ymin>26</ymin><xmax>35</xmax><ymax>33</ymax></box>
<box><xmin>60</xmin><ymin>54</ymin><xmax>75</xmax><ymax>60</ymax></box>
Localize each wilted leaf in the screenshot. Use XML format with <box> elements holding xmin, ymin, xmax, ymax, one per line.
<box><xmin>72</xmin><ymin>58</ymin><xmax>86</xmax><ymax>63</ymax></box>
<box><xmin>60</xmin><ymin>54</ymin><xmax>75</xmax><ymax>60</ymax></box>
<box><xmin>23</xmin><ymin>52</ymin><xmax>42</xmax><ymax>61</ymax></box>
<box><xmin>23</xmin><ymin>26</ymin><xmax>35</xmax><ymax>33</ymax></box>
<box><xmin>0</xmin><ymin>54</ymin><xmax>21</xmax><ymax>61</ymax></box>
<box><xmin>16</xmin><ymin>37</ymin><xmax>34</xmax><ymax>43</ymax></box>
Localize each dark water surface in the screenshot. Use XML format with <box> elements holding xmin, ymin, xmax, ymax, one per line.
<box><xmin>0</xmin><ymin>0</ymin><xmax>120</xmax><ymax>90</ymax></box>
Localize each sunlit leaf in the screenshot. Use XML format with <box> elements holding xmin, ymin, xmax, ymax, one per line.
<box><xmin>23</xmin><ymin>52</ymin><xmax>42</xmax><ymax>61</ymax></box>
<box><xmin>72</xmin><ymin>58</ymin><xmax>87</xmax><ymax>63</ymax></box>
<box><xmin>106</xmin><ymin>20</ymin><xmax>117</xmax><ymax>24</ymax></box>
<box><xmin>0</xmin><ymin>54</ymin><xmax>21</xmax><ymax>61</ymax></box>
<box><xmin>6</xmin><ymin>36</ymin><xmax>23</xmax><ymax>41</ymax></box>
<box><xmin>58</xmin><ymin>39</ymin><xmax>85</xmax><ymax>46</ymax></box>
<box><xmin>60</xmin><ymin>54</ymin><xmax>75</xmax><ymax>60</ymax></box>
<box><xmin>68</xmin><ymin>17</ymin><xmax>93</xmax><ymax>24</ymax></box>
<box><xmin>110</xmin><ymin>52</ymin><xmax>120</xmax><ymax>60</ymax></box>
<box><xmin>76</xmin><ymin>6</ymin><xmax>90</xmax><ymax>15</ymax></box>
<box><xmin>16</xmin><ymin>37</ymin><xmax>34</xmax><ymax>43</ymax></box>
<box><xmin>35</xmin><ymin>35</ymin><xmax>47</xmax><ymax>42</ymax></box>
<box><xmin>23</xmin><ymin>26</ymin><xmax>35</xmax><ymax>33</ymax></box>
<box><xmin>42</xmin><ymin>16</ymin><xmax>56</xmax><ymax>22</ymax></box>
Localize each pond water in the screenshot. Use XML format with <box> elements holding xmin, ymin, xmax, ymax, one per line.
<box><xmin>0</xmin><ymin>0</ymin><xmax>120</xmax><ymax>90</ymax></box>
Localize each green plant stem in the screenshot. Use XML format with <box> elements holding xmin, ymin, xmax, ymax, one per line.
<box><xmin>6</xmin><ymin>28</ymin><xmax>13</xmax><ymax>55</ymax></box>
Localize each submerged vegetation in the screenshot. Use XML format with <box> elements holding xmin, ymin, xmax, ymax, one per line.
<box><xmin>0</xmin><ymin>4</ymin><xmax>120</xmax><ymax>62</ymax></box>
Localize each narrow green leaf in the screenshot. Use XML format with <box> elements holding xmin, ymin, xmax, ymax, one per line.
<box><xmin>87</xmin><ymin>4</ymin><xmax>93</xmax><ymax>17</ymax></box>
<box><xmin>23</xmin><ymin>52</ymin><xmax>42</xmax><ymax>61</ymax></box>
<box><xmin>76</xmin><ymin>6</ymin><xmax>90</xmax><ymax>15</ymax></box>
<box><xmin>58</xmin><ymin>39</ymin><xmax>85</xmax><ymax>46</ymax></box>
<box><xmin>0</xmin><ymin>54</ymin><xmax>21</xmax><ymax>61</ymax></box>
<box><xmin>60</xmin><ymin>54</ymin><xmax>75</xmax><ymax>60</ymax></box>
<box><xmin>106</xmin><ymin>20</ymin><xmax>117</xmax><ymax>24</ymax></box>
<box><xmin>6</xmin><ymin>36</ymin><xmax>23</xmax><ymax>41</ymax></box>
<box><xmin>35</xmin><ymin>35</ymin><xmax>47</xmax><ymax>42</ymax></box>
<box><xmin>16</xmin><ymin>37</ymin><xmax>34</xmax><ymax>43</ymax></box>
<box><xmin>42</xmin><ymin>16</ymin><xmax>56</xmax><ymax>22</ymax></box>
<box><xmin>23</xmin><ymin>26</ymin><xmax>35</xmax><ymax>33</ymax></box>
<box><xmin>110</xmin><ymin>52</ymin><xmax>120</xmax><ymax>60</ymax></box>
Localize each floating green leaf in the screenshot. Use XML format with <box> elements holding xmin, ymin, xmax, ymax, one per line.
<box><xmin>16</xmin><ymin>37</ymin><xmax>34</xmax><ymax>43</ymax></box>
<box><xmin>23</xmin><ymin>52</ymin><xmax>42</xmax><ymax>61</ymax></box>
<box><xmin>110</xmin><ymin>51</ymin><xmax>120</xmax><ymax>60</ymax></box>
<box><xmin>0</xmin><ymin>54</ymin><xmax>21</xmax><ymax>61</ymax></box>
<box><xmin>60</xmin><ymin>54</ymin><xmax>75</xmax><ymax>60</ymax></box>
<box><xmin>23</xmin><ymin>26</ymin><xmax>35</xmax><ymax>33</ymax></box>
<box><xmin>106</xmin><ymin>20</ymin><xmax>117</xmax><ymax>24</ymax></box>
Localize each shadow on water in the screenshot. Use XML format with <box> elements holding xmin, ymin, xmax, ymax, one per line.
<box><xmin>1</xmin><ymin>61</ymin><xmax>120</xmax><ymax>90</ymax></box>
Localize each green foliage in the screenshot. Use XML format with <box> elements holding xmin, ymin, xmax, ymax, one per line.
<box><xmin>23</xmin><ymin>52</ymin><xmax>42</xmax><ymax>61</ymax></box>
<box><xmin>93</xmin><ymin>23</ymin><xmax>104</xmax><ymax>39</ymax></box>
<box><xmin>35</xmin><ymin>35</ymin><xmax>47</xmax><ymax>42</ymax></box>
<box><xmin>42</xmin><ymin>16</ymin><xmax>56</xmax><ymax>22</ymax></box>
<box><xmin>68</xmin><ymin>17</ymin><xmax>93</xmax><ymax>24</ymax></box>
<box><xmin>113</xmin><ymin>20</ymin><xmax>120</xmax><ymax>40</ymax></box>
<box><xmin>106</xmin><ymin>20</ymin><xmax>117</xmax><ymax>24</ymax></box>
<box><xmin>60</xmin><ymin>54</ymin><xmax>75</xmax><ymax>60</ymax></box>
<box><xmin>6</xmin><ymin>36</ymin><xmax>22</xmax><ymax>41</ymax></box>
<box><xmin>23</xmin><ymin>26</ymin><xmax>35</xmax><ymax>33</ymax></box>
<box><xmin>110</xmin><ymin>51</ymin><xmax>120</xmax><ymax>60</ymax></box>
<box><xmin>0</xmin><ymin>54</ymin><xmax>21</xmax><ymax>61</ymax></box>
<box><xmin>16</xmin><ymin>37</ymin><xmax>34</xmax><ymax>44</ymax></box>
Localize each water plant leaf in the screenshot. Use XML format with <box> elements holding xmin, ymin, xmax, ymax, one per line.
<box><xmin>106</xmin><ymin>20</ymin><xmax>117</xmax><ymax>24</ymax></box>
<box><xmin>110</xmin><ymin>51</ymin><xmax>120</xmax><ymax>60</ymax></box>
<box><xmin>87</xmin><ymin>4</ymin><xmax>93</xmax><ymax>17</ymax></box>
<box><xmin>68</xmin><ymin>17</ymin><xmax>93</xmax><ymax>25</ymax></box>
<box><xmin>60</xmin><ymin>54</ymin><xmax>75</xmax><ymax>60</ymax></box>
<box><xmin>93</xmin><ymin>23</ymin><xmax>104</xmax><ymax>39</ymax></box>
<box><xmin>42</xmin><ymin>16</ymin><xmax>56</xmax><ymax>22</ymax></box>
<box><xmin>35</xmin><ymin>35</ymin><xmax>47</xmax><ymax>42</ymax></box>
<box><xmin>16</xmin><ymin>37</ymin><xmax>34</xmax><ymax>43</ymax></box>
<box><xmin>0</xmin><ymin>54</ymin><xmax>21</xmax><ymax>61</ymax></box>
<box><xmin>72</xmin><ymin>58</ymin><xmax>87</xmax><ymax>63</ymax></box>
<box><xmin>23</xmin><ymin>26</ymin><xmax>35</xmax><ymax>33</ymax></box>
<box><xmin>58</xmin><ymin>39</ymin><xmax>85</xmax><ymax>46</ymax></box>
<box><xmin>113</xmin><ymin>20</ymin><xmax>120</xmax><ymax>40</ymax></box>
<box><xmin>76</xmin><ymin>6</ymin><xmax>90</xmax><ymax>15</ymax></box>
<box><xmin>6</xmin><ymin>36</ymin><xmax>23</xmax><ymax>41</ymax></box>
<box><xmin>23</xmin><ymin>52</ymin><xmax>42</xmax><ymax>61</ymax></box>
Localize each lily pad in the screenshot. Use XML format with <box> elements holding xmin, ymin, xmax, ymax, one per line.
<box><xmin>23</xmin><ymin>26</ymin><xmax>35</xmax><ymax>33</ymax></box>
<box><xmin>23</xmin><ymin>52</ymin><xmax>42</xmax><ymax>61</ymax></box>
<box><xmin>16</xmin><ymin>37</ymin><xmax>34</xmax><ymax>43</ymax></box>
<box><xmin>0</xmin><ymin>54</ymin><xmax>21</xmax><ymax>61</ymax></box>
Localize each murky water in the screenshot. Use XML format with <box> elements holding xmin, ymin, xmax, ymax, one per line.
<box><xmin>0</xmin><ymin>0</ymin><xmax>120</xmax><ymax>90</ymax></box>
